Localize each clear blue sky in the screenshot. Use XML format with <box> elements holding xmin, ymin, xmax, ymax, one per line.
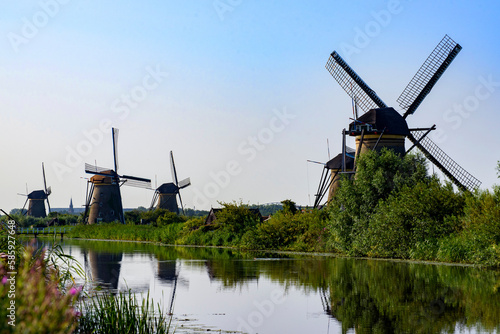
<box><xmin>1</xmin><ymin>0</ymin><xmax>500</xmax><ymax>212</ymax></box>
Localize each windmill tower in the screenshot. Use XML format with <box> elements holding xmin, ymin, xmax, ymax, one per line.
<box><xmin>311</xmin><ymin>146</ymin><xmax>355</xmax><ymax>209</ymax></box>
<box><xmin>315</xmin><ymin>35</ymin><xmax>481</xmax><ymax>207</ymax></box>
<box><xmin>150</xmin><ymin>151</ymin><xmax>191</xmax><ymax>214</ymax></box>
<box><xmin>84</xmin><ymin>128</ymin><xmax>151</xmax><ymax>224</ymax></box>
<box><xmin>19</xmin><ymin>163</ymin><xmax>51</xmax><ymax>217</ymax></box>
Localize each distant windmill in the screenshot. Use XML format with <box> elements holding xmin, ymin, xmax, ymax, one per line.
<box><xmin>84</xmin><ymin>128</ymin><xmax>151</xmax><ymax>224</ymax></box>
<box><xmin>311</xmin><ymin>144</ymin><xmax>355</xmax><ymax>209</ymax></box>
<box><xmin>18</xmin><ymin>163</ymin><xmax>51</xmax><ymax>217</ymax></box>
<box><xmin>150</xmin><ymin>151</ymin><xmax>191</xmax><ymax>215</ymax></box>
<box><xmin>315</xmin><ymin>34</ymin><xmax>481</xmax><ymax>207</ymax></box>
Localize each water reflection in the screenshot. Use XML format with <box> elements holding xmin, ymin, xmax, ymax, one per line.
<box><xmin>86</xmin><ymin>250</ymin><xmax>122</xmax><ymax>290</ymax></box>
<box><xmin>24</xmin><ymin>238</ymin><xmax>500</xmax><ymax>333</ymax></box>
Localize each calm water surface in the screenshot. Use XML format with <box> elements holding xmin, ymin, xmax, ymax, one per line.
<box><xmin>29</xmin><ymin>238</ymin><xmax>500</xmax><ymax>334</ymax></box>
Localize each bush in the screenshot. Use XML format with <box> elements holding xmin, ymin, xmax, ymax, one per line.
<box><xmin>241</xmin><ymin>207</ymin><xmax>328</xmax><ymax>252</ymax></box>
<box><xmin>363</xmin><ymin>179</ymin><xmax>464</xmax><ymax>259</ymax></box>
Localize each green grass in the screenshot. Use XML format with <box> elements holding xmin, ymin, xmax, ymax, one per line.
<box><xmin>75</xmin><ymin>290</ymin><xmax>173</xmax><ymax>334</ymax></box>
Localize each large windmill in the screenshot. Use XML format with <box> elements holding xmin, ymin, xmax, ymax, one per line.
<box><xmin>84</xmin><ymin>128</ymin><xmax>151</xmax><ymax>224</ymax></box>
<box><xmin>19</xmin><ymin>163</ymin><xmax>51</xmax><ymax>217</ymax></box>
<box><xmin>150</xmin><ymin>151</ymin><xmax>191</xmax><ymax>215</ymax></box>
<box><xmin>314</xmin><ymin>35</ymin><xmax>481</xmax><ymax>207</ymax></box>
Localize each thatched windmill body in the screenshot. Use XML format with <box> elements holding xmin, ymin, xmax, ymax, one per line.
<box><xmin>314</xmin><ymin>35</ymin><xmax>481</xmax><ymax>208</ymax></box>
<box><xmin>150</xmin><ymin>151</ymin><xmax>191</xmax><ymax>214</ymax></box>
<box><xmin>84</xmin><ymin>128</ymin><xmax>151</xmax><ymax>224</ymax></box>
<box><xmin>19</xmin><ymin>163</ymin><xmax>51</xmax><ymax>217</ymax></box>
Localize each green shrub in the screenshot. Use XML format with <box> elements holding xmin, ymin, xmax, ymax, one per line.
<box><xmin>241</xmin><ymin>208</ymin><xmax>328</xmax><ymax>252</ymax></box>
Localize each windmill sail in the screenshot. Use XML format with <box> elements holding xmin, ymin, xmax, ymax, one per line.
<box><xmin>397</xmin><ymin>35</ymin><xmax>462</xmax><ymax>118</ymax></box>
<box><xmin>178</xmin><ymin>177</ymin><xmax>191</xmax><ymax>189</ymax></box>
<box><xmin>408</xmin><ymin>131</ymin><xmax>481</xmax><ymax>192</ymax></box>
<box><xmin>85</xmin><ymin>163</ymin><xmax>112</xmax><ymax>174</ymax></box>
<box><xmin>42</xmin><ymin>162</ymin><xmax>51</xmax><ymax>213</ymax></box>
<box><xmin>326</xmin><ymin>51</ymin><xmax>387</xmax><ymax>113</ymax></box>
<box><xmin>170</xmin><ymin>151</ymin><xmax>178</xmax><ymax>186</ymax></box>
<box><xmin>112</xmin><ymin>128</ymin><xmax>119</xmax><ymax>173</ymax></box>
<box><xmin>121</xmin><ymin>175</ymin><xmax>152</xmax><ymax>189</ymax></box>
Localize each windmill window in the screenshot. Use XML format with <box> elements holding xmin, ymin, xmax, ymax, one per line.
<box><xmin>110</xmin><ymin>210</ymin><xmax>114</xmax><ymax>216</ymax></box>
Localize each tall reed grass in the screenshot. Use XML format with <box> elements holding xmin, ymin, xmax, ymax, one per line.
<box><xmin>75</xmin><ymin>290</ymin><xmax>173</xmax><ymax>334</ymax></box>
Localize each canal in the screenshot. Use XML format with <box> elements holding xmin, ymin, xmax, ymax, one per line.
<box><xmin>28</xmin><ymin>238</ymin><xmax>500</xmax><ymax>333</ymax></box>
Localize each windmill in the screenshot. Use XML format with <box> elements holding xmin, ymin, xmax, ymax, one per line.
<box><xmin>311</xmin><ymin>144</ymin><xmax>355</xmax><ymax>209</ymax></box>
<box><xmin>84</xmin><ymin>128</ymin><xmax>151</xmax><ymax>224</ymax></box>
<box><xmin>18</xmin><ymin>163</ymin><xmax>51</xmax><ymax>217</ymax></box>
<box><xmin>149</xmin><ymin>151</ymin><xmax>191</xmax><ymax>215</ymax></box>
<box><xmin>315</xmin><ymin>34</ymin><xmax>481</xmax><ymax>207</ymax></box>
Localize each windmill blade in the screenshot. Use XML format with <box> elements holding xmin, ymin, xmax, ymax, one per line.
<box><xmin>85</xmin><ymin>163</ymin><xmax>112</xmax><ymax>174</ymax></box>
<box><xmin>150</xmin><ymin>190</ymin><xmax>160</xmax><ymax>210</ymax></box>
<box><xmin>408</xmin><ymin>131</ymin><xmax>481</xmax><ymax>192</ymax></box>
<box><xmin>83</xmin><ymin>182</ymin><xmax>95</xmax><ymax>223</ymax></box>
<box><xmin>170</xmin><ymin>151</ymin><xmax>179</xmax><ymax>186</ymax></box>
<box><xmin>313</xmin><ymin>166</ymin><xmax>329</xmax><ymax>208</ymax></box>
<box><xmin>21</xmin><ymin>198</ymin><xmax>29</xmax><ymax>215</ymax></box>
<box><xmin>121</xmin><ymin>175</ymin><xmax>152</xmax><ymax>189</ymax></box>
<box><xmin>178</xmin><ymin>177</ymin><xmax>191</xmax><ymax>189</ymax></box>
<box><xmin>326</xmin><ymin>51</ymin><xmax>387</xmax><ymax>113</ymax></box>
<box><xmin>397</xmin><ymin>35</ymin><xmax>462</xmax><ymax>118</ymax></box>
<box><xmin>46</xmin><ymin>196</ymin><xmax>51</xmax><ymax>214</ymax></box>
<box><xmin>177</xmin><ymin>192</ymin><xmax>185</xmax><ymax>215</ymax></box>
<box><xmin>42</xmin><ymin>162</ymin><xmax>49</xmax><ymax>194</ymax></box>
<box><xmin>112</xmin><ymin>128</ymin><xmax>119</xmax><ymax>173</ymax></box>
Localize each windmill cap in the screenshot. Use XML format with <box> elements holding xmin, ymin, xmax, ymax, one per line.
<box><xmin>157</xmin><ymin>182</ymin><xmax>179</xmax><ymax>194</ymax></box>
<box><xmin>90</xmin><ymin>170</ymin><xmax>115</xmax><ymax>184</ymax></box>
<box><xmin>28</xmin><ymin>190</ymin><xmax>48</xmax><ymax>199</ymax></box>
<box><xmin>350</xmin><ymin>107</ymin><xmax>410</xmax><ymax>136</ymax></box>
<box><xmin>326</xmin><ymin>153</ymin><xmax>355</xmax><ymax>170</ymax></box>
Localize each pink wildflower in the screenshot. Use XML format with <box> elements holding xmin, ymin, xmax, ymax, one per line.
<box><xmin>1</xmin><ymin>276</ymin><xmax>7</xmax><ymax>285</ymax></box>
<box><xmin>69</xmin><ymin>286</ymin><xmax>82</xmax><ymax>296</ymax></box>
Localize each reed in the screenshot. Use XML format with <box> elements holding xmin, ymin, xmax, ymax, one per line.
<box><xmin>75</xmin><ymin>290</ymin><xmax>173</xmax><ymax>334</ymax></box>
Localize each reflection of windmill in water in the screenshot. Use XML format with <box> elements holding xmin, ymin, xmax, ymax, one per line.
<box><xmin>18</xmin><ymin>163</ymin><xmax>51</xmax><ymax>217</ymax></box>
<box><xmin>84</xmin><ymin>128</ymin><xmax>151</xmax><ymax>224</ymax></box>
<box><xmin>314</xmin><ymin>35</ymin><xmax>481</xmax><ymax>208</ymax></box>
<box><xmin>150</xmin><ymin>151</ymin><xmax>191</xmax><ymax>214</ymax></box>
<box><xmin>154</xmin><ymin>257</ymin><xmax>188</xmax><ymax>315</ymax></box>
<box><xmin>82</xmin><ymin>248</ymin><xmax>123</xmax><ymax>291</ymax></box>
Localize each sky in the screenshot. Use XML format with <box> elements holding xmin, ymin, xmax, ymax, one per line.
<box><xmin>1</xmin><ymin>0</ymin><xmax>500</xmax><ymax>212</ymax></box>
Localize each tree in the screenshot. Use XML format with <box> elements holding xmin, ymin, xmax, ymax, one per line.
<box><xmin>327</xmin><ymin>149</ymin><xmax>431</xmax><ymax>255</ymax></box>
<box><xmin>280</xmin><ymin>199</ymin><xmax>297</xmax><ymax>215</ymax></box>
